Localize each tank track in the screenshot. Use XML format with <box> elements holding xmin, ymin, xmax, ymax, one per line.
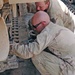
<box><xmin>62</xmin><ymin>0</ymin><xmax>75</xmax><ymax>15</ymax></box>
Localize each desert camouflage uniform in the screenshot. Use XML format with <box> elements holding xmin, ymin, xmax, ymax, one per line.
<box><xmin>12</xmin><ymin>22</ymin><xmax>75</xmax><ymax>75</ymax></box>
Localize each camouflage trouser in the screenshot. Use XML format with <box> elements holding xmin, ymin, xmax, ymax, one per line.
<box><xmin>32</xmin><ymin>51</ymin><xmax>75</xmax><ymax>75</ymax></box>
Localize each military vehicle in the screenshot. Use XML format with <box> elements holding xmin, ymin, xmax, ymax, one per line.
<box><xmin>62</xmin><ymin>0</ymin><xmax>75</xmax><ymax>14</ymax></box>
<box><xmin>65</xmin><ymin>0</ymin><xmax>75</xmax><ymax>4</ymax></box>
<box><xmin>0</xmin><ymin>0</ymin><xmax>45</xmax><ymax>75</ymax></box>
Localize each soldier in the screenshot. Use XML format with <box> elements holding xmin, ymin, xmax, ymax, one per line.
<box><xmin>28</xmin><ymin>0</ymin><xmax>75</xmax><ymax>32</ymax></box>
<box><xmin>11</xmin><ymin>11</ymin><xmax>75</xmax><ymax>75</ymax></box>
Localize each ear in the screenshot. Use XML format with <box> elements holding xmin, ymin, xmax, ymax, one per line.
<box><xmin>46</xmin><ymin>1</ymin><xmax>50</xmax><ymax>6</ymax></box>
<box><xmin>41</xmin><ymin>21</ymin><xmax>46</xmax><ymax>27</ymax></box>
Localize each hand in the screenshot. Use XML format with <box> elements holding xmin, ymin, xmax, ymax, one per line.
<box><xmin>9</xmin><ymin>42</ymin><xmax>19</xmax><ymax>55</ymax></box>
<box><xmin>9</xmin><ymin>43</ymin><xmax>15</xmax><ymax>55</ymax></box>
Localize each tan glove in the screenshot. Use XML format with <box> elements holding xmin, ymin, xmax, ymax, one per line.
<box><xmin>9</xmin><ymin>42</ymin><xmax>19</xmax><ymax>55</ymax></box>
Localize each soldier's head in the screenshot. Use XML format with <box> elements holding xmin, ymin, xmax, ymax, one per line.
<box><xmin>31</xmin><ymin>11</ymin><xmax>50</xmax><ymax>33</ymax></box>
<box><xmin>35</xmin><ymin>0</ymin><xmax>50</xmax><ymax>11</ymax></box>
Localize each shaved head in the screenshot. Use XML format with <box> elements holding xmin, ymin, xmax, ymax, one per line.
<box><xmin>31</xmin><ymin>11</ymin><xmax>50</xmax><ymax>33</ymax></box>
<box><xmin>32</xmin><ymin>11</ymin><xmax>50</xmax><ymax>25</ymax></box>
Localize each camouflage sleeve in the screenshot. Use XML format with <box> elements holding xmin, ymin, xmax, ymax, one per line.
<box><xmin>12</xmin><ymin>26</ymin><xmax>52</xmax><ymax>59</ymax></box>
<box><xmin>50</xmin><ymin>0</ymin><xmax>75</xmax><ymax>32</ymax></box>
